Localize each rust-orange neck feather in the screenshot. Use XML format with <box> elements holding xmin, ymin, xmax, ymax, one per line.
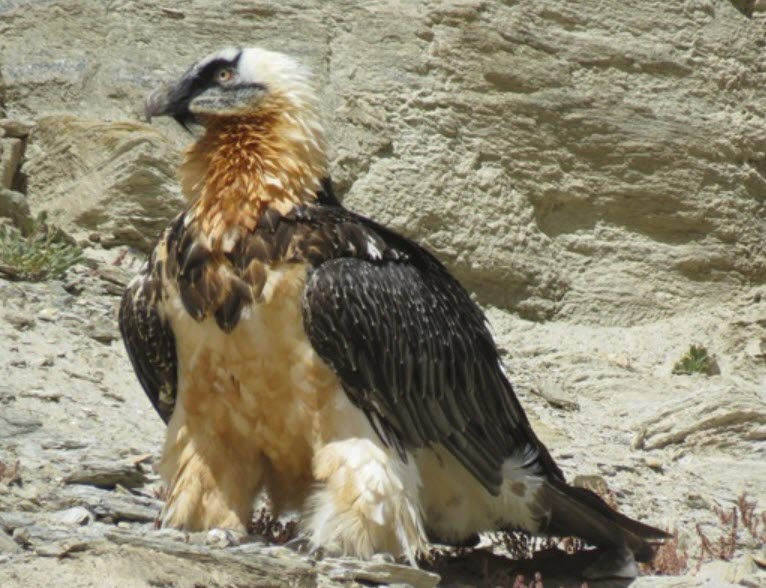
<box><xmin>180</xmin><ymin>97</ymin><xmax>327</xmax><ymax>246</ymax></box>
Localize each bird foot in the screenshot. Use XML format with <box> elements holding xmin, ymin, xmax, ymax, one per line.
<box><xmin>285</xmin><ymin>535</ymin><xmax>325</xmax><ymax>559</ymax></box>
<box><xmin>204</xmin><ymin>528</ymin><xmax>243</xmax><ymax>548</ymax></box>
<box><xmin>371</xmin><ymin>552</ymin><xmax>398</xmax><ymax>564</ymax></box>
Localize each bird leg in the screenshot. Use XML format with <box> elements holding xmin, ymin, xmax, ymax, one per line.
<box><xmin>303</xmin><ymin>436</ymin><xmax>426</xmax><ymax>566</ymax></box>
<box><xmin>158</xmin><ymin>409</ymin><xmax>264</xmax><ymax>532</ymax></box>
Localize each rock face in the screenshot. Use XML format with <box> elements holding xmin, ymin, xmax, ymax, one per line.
<box><xmin>1</xmin><ymin>1</ymin><xmax>765</xmax><ymax>587</ymax></box>
<box><xmin>1</xmin><ymin>0</ymin><xmax>765</xmax><ymax>321</ymax></box>
<box><xmin>23</xmin><ymin>116</ymin><xmax>182</xmax><ymax>250</ymax></box>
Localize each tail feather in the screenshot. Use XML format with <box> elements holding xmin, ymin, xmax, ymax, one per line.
<box><xmin>540</xmin><ymin>479</ymin><xmax>670</xmax><ymax>563</ymax></box>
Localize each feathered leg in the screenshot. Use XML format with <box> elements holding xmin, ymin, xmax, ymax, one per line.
<box><xmin>304</xmin><ymin>392</ymin><xmax>426</xmax><ymax>564</ymax></box>
<box><xmin>158</xmin><ymin>404</ymin><xmax>264</xmax><ymax>532</ymax></box>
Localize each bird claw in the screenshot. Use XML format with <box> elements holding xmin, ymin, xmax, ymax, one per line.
<box><xmin>371</xmin><ymin>552</ymin><xmax>397</xmax><ymax>564</ymax></box>
<box><xmin>285</xmin><ymin>535</ymin><xmax>325</xmax><ymax>559</ymax></box>
<box><xmin>205</xmin><ymin>528</ymin><xmax>243</xmax><ymax>548</ymax></box>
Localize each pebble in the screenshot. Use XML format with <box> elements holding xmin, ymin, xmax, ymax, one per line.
<box><xmin>643</xmin><ymin>456</ymin><xmax>664</xmax><ymax>471</ymax></box>
<box><xmin>52</xmin><ymin>507</ymin><xmax>94</xmax><ymax>526</ymax></box>
<box><xmin>12</xmin><ymin>527</ymin><xmax>30</xmax><ymax>546</ymax></box>
<box><xmin>4</xmin><ymin>312</ymin><xmax>35</xmax><ymax>330</ymax></box>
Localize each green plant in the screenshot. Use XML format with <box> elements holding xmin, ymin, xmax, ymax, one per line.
<box><xmin>672</xmin><ymin>345</ymin><xmax>715</xmax><ymax>376</ymax></box>
<box><xmin>0</xmin><ymin>212</ymin><xmax>82</xmax><ymax>281</ymax></box>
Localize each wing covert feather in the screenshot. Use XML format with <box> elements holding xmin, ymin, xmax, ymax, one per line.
<box><xmin>301</xmin><ymin>238</ymin><xmax>563</xmax><ymax>495</ymax></box>
<box><xmin>119</xmin><ymin>270</ymin><xmax>177</xmax><ymax>423</ymax></box>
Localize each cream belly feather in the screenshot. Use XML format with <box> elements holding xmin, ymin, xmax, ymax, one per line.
<box><xmin>156</xmin><ymin>262</ymin><xmax>425</xmax><ymax>562</ymax></box>
<box><xmin>417</xmin><ymin>446</ymin><xmax>546</xmax><ymax>544</ymax></box>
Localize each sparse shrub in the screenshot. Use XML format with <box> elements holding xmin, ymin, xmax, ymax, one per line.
<box><xmin>641</xmin><ymin>529</ymin><xmax>689</xmax><ymax>575</ymax></box>
<box><xmin>672</xmin><ymin>345</ymin><xmax>716</xmax><ymax>376</ymax></box>
<box><xmin>0</xmin><ymin>212</ymin><xmax>82</xmax><ymax>281</ymax></box>
<box><xmin>694</xmin><ymin>492</ymin><xmax>766</xmax><ymax>568</ymax></box>
<box><xmin>736</xmin><ymin>492</ymin><xmax>766</xmax><ymax>543</ymax></box>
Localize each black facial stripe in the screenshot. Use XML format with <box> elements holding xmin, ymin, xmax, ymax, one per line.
<box><xmin>170</xmin><ymin>50</ymin><xmax>245</xmax><ymax>117</ymax></box>
<box><xmin>184</xmin><ymin>54</ymin><xmax>242</xmax><ymax>101</ymax></box>
<box><xmin>194</xmin><ymin>52</ymin><xmax>243</xmax><ymax>89</ymax></box>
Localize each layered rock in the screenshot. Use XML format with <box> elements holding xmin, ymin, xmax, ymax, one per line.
<box><xmin>0</xmin><ymin>0</ymin><xmax>764</xmax><ymax>322</ymax></box>
<box><xmin>23</xmin><ymin>116</ymin><xmax>182</xmax><ymax>250</ymax></box>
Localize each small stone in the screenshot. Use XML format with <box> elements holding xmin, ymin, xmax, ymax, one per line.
<box><xmin>643</xmin><ymin>456</ymin><xmax>664</xmax><ymax>471</ymax></box>
<box><xmin>4</xmin><ymin>312</ymin><xmax>35</xmax><ymax>330</ymax></box>
<box><xmin>698</xmin><ymin>554</ymin><xmax>759</xmax><ymax>585</ymax></box>
<box><xmin>0</xmin><ymin>138</ymin><xmax>23</xmax><ymax>190</ymax></box>
<box><xmin>19</xmin><ymin>388</ymin><xmax>61</xmax><ymax>402</ymax></box>
<box><xmin>35</xmin><ymin>540</ymin><xmax>89</xmax><ymax>558</ymax></box>
<box><xmin>63</xmin><ymin>278</ymin><xmax>85</xmax><ymax>296</ymax></box>
<box><xmin>529</xmin><ymin>378</ymin><xmax>580</xmax><ymax>411</ymax></box>
<box><xmin>36</xmin><ymin>308</ymin><xmax>59</xmax><ymax>322</ymax></box>
<box><xmin>12</xmin><ymin>527</ymin><xmax>30</xmax><ymax>546</ymax></box>
<box><xmin>745</xmin><ymin>338</ymin><xmax>766</xmax><ymax>360</ymax></box>
<box><xmin>153</xmin><ymin>528</ymin><xmax>188</xmax><ymax>542</ymax></box>
<box><xmin>87</xmin><ymin>325</ymin><xmax>118</xmax><ymax>344</ymax></box>
<box><xmin>686</xmin><ymin>493</ymin><xmax>707</xmax><ymax>509</ymax></box>
<box><xmin>0</xmin><ymin>188</ymin><xmax>32</xmax><ymax>232</ymax></box>
<box><xmin>64</xmin><ymin>459</ymin><xmax>149</xmax><ymax>489</ymax></box>
<box><xmin>97</xmin><ymin>264</ymin><xmax>133</xmax><ymax>288</ymax></box>
<box><xmin>0</xmin><ymin>119</ymin><xmax>36</xmax><ymax>138</ymax></box>
<box><xmin>52</xmin><ymin>506</ymin><xmax>94</xmax><ymax>526</ymax></box>
<box><xmin>0</xmin><ymin>528</ymin><xmax>22</xmax><ymax>553</ymax></box>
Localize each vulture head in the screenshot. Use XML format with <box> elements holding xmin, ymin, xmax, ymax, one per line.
<box><xmin>145</xmin><ymin>47</ymin><xmax>319</xmax><ymax>128</ymax></box>
<box><xmin>144</xmin><ymin>47</ymin><xmax>327</xmax><ymax>205</ymax></box>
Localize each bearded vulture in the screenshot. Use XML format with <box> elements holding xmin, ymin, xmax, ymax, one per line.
<box><xmin>119</xmin><ymin>47</ymin><xmax>668</xmax><ymax>570</ymax></box>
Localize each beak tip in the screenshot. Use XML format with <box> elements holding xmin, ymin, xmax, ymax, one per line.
<box><xmin>144</xmin><ymin>85</ymin><xmax>170</xmax><ymax>123</ymax></box>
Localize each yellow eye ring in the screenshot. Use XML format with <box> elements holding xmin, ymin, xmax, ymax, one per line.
<box><xmin>217</xmin><ymin>68</ymin><xmax>234</xmax><ymax>84</ymax></box>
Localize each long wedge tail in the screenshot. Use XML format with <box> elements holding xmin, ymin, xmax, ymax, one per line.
<box><xmin>540</xmin><ymin>479</ymin><xmax>670</xmax><ymax>562</ymax></box>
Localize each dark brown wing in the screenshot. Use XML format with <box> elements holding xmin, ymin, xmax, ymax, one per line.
<box><xmin>300</xmin><ymin>216</ymin><xmax>564</xmax><ymax>495</ymax></box>
<box><xmin>119</xmin><ymin>260</ymin><xmax>177</xmax><ymax>424</ymax></box>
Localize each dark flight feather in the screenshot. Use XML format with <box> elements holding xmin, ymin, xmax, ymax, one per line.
<box><xmin>300</xmin><ymin>217</ymin><xmax>564</xmax><ymax>495</ymax></box>
<box><xmin>119</xmin><ymin>269</ymin><xmax>177</xmax><ymax>424</ymax></box>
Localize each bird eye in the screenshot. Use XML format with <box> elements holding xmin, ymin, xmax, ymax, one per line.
<box><xmin>216</xmin><ymin>67</ymin><xmax>234</xmax><ymax>84</ymax></box>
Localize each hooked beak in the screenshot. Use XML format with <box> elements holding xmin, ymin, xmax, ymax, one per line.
<box><xmin>144</xmin><ymin>84</ymin><xmax>176</xmax><ymax>122</ymax></box>
<box><xmin>144</xmin><ymin>75</ymin><xmax>198</xmax><ymax>130</ymax></box>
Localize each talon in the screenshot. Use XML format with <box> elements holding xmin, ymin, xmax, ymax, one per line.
<box><xmin>371</xmin><ymin>552</ymin><xmax>397</xmax><ymax>564</ymax></box>
<box><xmin>205</xmin><ymin>528</ymin><xmax>242</xmax><ymax>548</ymax></box>
<box><xmin>285</xmin><ymin>535</ymin><xmax>325</xmax><ymax>559</ymax></box>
